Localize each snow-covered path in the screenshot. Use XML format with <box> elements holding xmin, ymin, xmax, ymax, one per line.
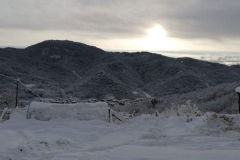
<box><xmin>1</xmin><ymin>105</ymin><xmax>240</xmax><ymax>159</ymax></box>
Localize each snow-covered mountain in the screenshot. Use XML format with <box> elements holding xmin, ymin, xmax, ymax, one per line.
<box><xmin>1</xmin><ymin>40</ymin><xmax>240</xmax><ymax>100</ymax></box>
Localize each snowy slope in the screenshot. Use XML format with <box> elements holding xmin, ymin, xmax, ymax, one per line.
<box><xmin>1</xmin><ymin>102</ymin><xmax>240</xmax><ymax>160</ymax></box>
<box><xmin>2</xmin><ymin>40</ymin><xmax>240</xmax><ymax>101</ymax></box>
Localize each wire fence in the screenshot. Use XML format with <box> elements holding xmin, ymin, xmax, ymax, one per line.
<box><xmin>0</xmin><ymin>73</ymin><xmax>41</xmax><ymax>112</ymax></box>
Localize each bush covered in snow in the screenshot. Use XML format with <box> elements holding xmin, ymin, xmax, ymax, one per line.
<box><xmin>112</xmin><ymin>98</ymin><xmax>160</xmax><ymax>116</ymax></box>
<box><xmin>159</xmin><ymin>82</ymin><xmax>240</xmax><ymax>114</ymax></box>
<box><xmin>0</xmin><ymin>90</ymin><xmax>15</xmax><ymax>110</ymax></box>
<box><xmin>197</xmin><ymin>112</ymin><xmax>240</xmax><ymax>136</ymax></box>
<box><xmin>161</xmin><ymin>100</ymin><xmax>202</xmax><ymax>117</ymax></box>
<box><xmin>108</xmin><ymin>82</ymin><xmax>239</xmax><ymax>115</ymax></box>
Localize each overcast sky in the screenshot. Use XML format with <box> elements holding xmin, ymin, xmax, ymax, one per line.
<box><xmin>1</xmin><ymin>0</ymin><xmax>240</xmax><ymax>61</ymax></box>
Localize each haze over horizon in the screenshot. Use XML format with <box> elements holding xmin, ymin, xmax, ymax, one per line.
<box><xmin>1</xmin><ymin>0</ymin><xmax>240</xmax><ymax>64</ymax></box>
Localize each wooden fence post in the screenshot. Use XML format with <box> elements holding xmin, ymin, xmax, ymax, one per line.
<box><xmin>15</xmin><ymin>80</ymin><xmax>19</xmax><ymax>108</ymax></box>
<box><xmin>108</xmin><ymin>108</ymin><xmax>111</xmax><ymax>123</ymax></box>
<box><xmin>238</xmin><ymin>93</ymin><xmax>240</xmax><ymax>114</ymax></box>
<box><xmin>112</xmin><ymin>113</ymin><xmax>123</xmax><ymax>122</ymax></box>
<box><xmin>235</xmin><ymin>87</ymin><xmax>240</xmax><ymax>114</ymax></box>
<box><xmin>26</xmin><ymin>105</ymin><xmax>31</xmax><ymax>119</ymax></box>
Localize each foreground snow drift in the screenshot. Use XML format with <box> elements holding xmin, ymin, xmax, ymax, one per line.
<box><xmin>1</xmin><ymin>102</ymin><xmax>240</xmax><ymax>160</ymax></box>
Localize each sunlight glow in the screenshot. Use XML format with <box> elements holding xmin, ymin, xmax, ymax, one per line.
<box><xmin>142</xmin><ymin>25</ymin><xmax>178</xmax><ymax>51</ymax></box>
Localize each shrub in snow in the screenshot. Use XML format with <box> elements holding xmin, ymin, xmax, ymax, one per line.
<box><xmin>198</xmin><ymin>112</ymin><xmax>240</xmax><ymax>136</ymax></box>
<box><xmin>160</xmin><ymin>82</ymin><xmax>240</xmax><ymax>113</ymax></box>
<box><xmin>113</xmin><ymin>98</ymin><xmax>159</xmax><ymax>115</ymax></box>
<box><xmin>39</xmin><ymin>141</ymin><xmax>49</xmax><ymax>147</ymax></box>
<box><xmin>0</xmin><ymin>90</ymin><xmax>15</xmax><ymax>110</ymax></box>
<box><xmin>56</xmin><ymin>138</ymin><xmax>70</xmax><ymax>146</ymax></box>
<box><xmin>162</xmin><ymin>100</ymin><xmax>202</xmax><ymax>117</ymax></box>
<box><xmin>0</xmin><ymin>108</ymin><xmax>12</xmax><ymax>122</ymax></box>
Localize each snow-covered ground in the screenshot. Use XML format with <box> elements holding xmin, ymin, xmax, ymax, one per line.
<box><xmin>235</xmin><ymin>86</ymin><xmax>240</xmax><ymax>93</ymax></box>
<box><xmin>1</xmin><ymin>102</ymin><xmax>240</xmax><ymax>160</ymax></box>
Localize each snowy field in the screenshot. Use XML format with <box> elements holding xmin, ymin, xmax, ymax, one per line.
<box><xmin>1</xmin><ymin>102</ymin><xmax>240</xmax><ymax>160</ymax></box>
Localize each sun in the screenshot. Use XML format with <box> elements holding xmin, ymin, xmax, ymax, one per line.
<box><xmin>143</xmin><ymin>25</ymin><xmax>178</xmax><ymax>51</ymax></box>
<box><xmin>96</xmin><ymin>25</ymin><xmax>178</xmax><ymax>51</ymax></box>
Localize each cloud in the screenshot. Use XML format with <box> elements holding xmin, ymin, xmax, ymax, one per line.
<box><xmin>161</xmin><ymin>0</ymin><xmax>240</xmax><ymax>40</ymax></box>
<box><xmin>200</xmin><ymin>56</ymin><xmax>240</xmax><ymax>65</ymax></box>
<box><xmin>0</xmin><ymin>0</ymin><xmax>149</xmax><ymax>39</ymax></box>
<box><xmin>1</xmin><ymin>0</ymin><xmax>240</xmax><ymax>41</ymax></box>
<box><xmin>1</xmin><ymin>0</ymin><xmax>240</xmax><ymax>52</ymax></box>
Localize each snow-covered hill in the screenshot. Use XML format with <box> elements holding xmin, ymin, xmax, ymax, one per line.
<box><xmin>1</xmin><ymin>40</ymin><xmax>240</xmax><ymax>101</ymax></box>
<box><xmin>1</xmin><ymin>102</ymin><xmax>240</xmax><ymax>160</ymax></box>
